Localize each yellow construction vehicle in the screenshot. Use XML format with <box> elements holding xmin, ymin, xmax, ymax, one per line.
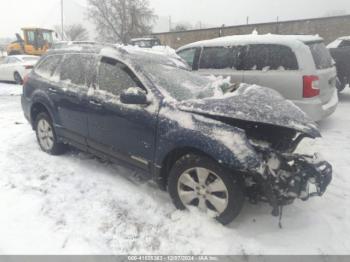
<box><xmin>7</xmin><ymin>28</ymin><xmax>54</xmax><ymax>56</ymax></box>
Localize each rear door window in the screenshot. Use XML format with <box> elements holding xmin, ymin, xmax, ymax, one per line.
<box><xmin>98</xmin><ymin>57</ymin><xmax>142</xmax><ymax>97</ymax></box>
<box><xmin>35</xmin><ymin>55</ymin><xmax>63</xmax><ymax>78</ymax></box>
<box><xmin>339</xmin><ymin>40</ymin><xmax>350</xmax><ymax>48</ymax></box>
<box><xmin>199</xmin><ymin>46</ymin><xmax>234</xmax><ymax>69</ymax></box>
<box><xmin>242</xmin><ymin>44</ymin><xmax>298</xmax><ymax>71</ymax></box>
<box><xmin>307</xmin><ymin>42</ymin><xmax>334</xmax><ymax>69</ymax></box>
<box><xmin>60</xmin><ymin>54</ymin><xmax>96</xmax><ymax>87</ymax></box>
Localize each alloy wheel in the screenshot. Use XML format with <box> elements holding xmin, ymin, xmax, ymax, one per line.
<box><xmin>177</xmin><ymin>167</ymin><xmax>229</xmax><ymax>216</ymax></box>
<box><xmin>37</xmin><ymin>119</ymin><xmax>55</xmax><ymax>151</ymax></box>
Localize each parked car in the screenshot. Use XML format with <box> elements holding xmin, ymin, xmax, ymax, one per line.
<box><xmin>130</xmin><ymin>37</ymin><xmax>161</xmax><ymax>48</ymax></box>
<box><xmin>22</xmin><ymin>45</ymin><xmax>332</xmax><ymax>225</ymax></box>
<box><xmin>177</xmin><ymin>34</ymin><xmax>339</xmax><ymax>122</ymax></box>
<box><xmin>51</xmin><ymin>41</ymin><xmax>97</xmax><ymax>50</ymax></box>
<box><xmin>328</xmin><ymin>36</ymin><xmax>350</xmax><ymax>92</ymax></box>
<box><xmin>0</xmin><ymin>55</ymin><xmax>39</xmax><ymax>84</ymax></box>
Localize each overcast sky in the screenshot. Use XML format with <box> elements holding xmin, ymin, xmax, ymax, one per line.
<box><xmin>0</xmin><ymin>0</ymin><xmax>349</xmax><ymax>38</ymax></box>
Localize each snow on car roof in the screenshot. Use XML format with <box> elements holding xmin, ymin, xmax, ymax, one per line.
<box><xmin>339</xmin><ymin>36</ymin><xmax>350</xmax><ymax>40</ymax></box>
<box><xmin>47</xmin><ymin>44</ymin><xmax>189</xmax><ymax>70</ymax></box>
<box><xmin>177</xmin><ymin>34</ymin><xmax>324</xmax><ymax>51</ymax></box>
<box><xmin>131</xmin><ymin>38</ymin><xmax>159</xmax><ymax>41</ymax></box>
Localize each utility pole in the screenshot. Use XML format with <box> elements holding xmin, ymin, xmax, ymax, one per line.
<box><xmin>246</xmin><ymin>16</ymin><xmax>249</xmax><ymax>25</ymax></box>
<box><xmin>61</xmin><ymin>0</ymin><xmax>64</xmax><ymax>40</ymax></box>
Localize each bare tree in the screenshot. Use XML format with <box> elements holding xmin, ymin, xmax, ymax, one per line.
<box><xmin>87</xmin><ymin>0</ymin><xmax>156</xmax><ymax>44</ymax></box>
<box><xmin>54</xmin><ymin>24</ymin><xmax>89</xmax><ymax>41</ymax></box>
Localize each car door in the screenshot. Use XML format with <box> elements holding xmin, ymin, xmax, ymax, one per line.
<box><xmin>241</xmin><ymin>44</ymin><xmax>302</xmax><ymax>100</ymax></box>
<box><xmin>195</xmin><ymin>46</ymin><xmax>244</xmax><ymax>84</ymax></box>
<box><xmin>87</xmin><ymin>56</ymin><xmax>158</xmax><ymax>170</ymax></box>
<box><xmin>51</xmin><ymin>53</ymin><xmax>95</xmax><ymax>147</ymax></box>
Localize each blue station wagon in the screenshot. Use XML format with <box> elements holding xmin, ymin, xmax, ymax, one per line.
<box><xmin>21</xmin><ymin>45</ymin><xmax>332</xmax><ymax>225</ymax></box>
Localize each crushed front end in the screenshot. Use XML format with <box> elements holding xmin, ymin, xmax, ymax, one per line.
<box><xmin>248</xmin><ymin>144</ymin><xmax>332</xmax><ymax>216</ymax></box>
<box><xmin>240</xmin><ymin>123</ymin><xmax>333</xmax><ymax>217</ymax></box>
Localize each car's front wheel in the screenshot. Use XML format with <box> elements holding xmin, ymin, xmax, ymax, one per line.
<box><xmin>34</xmin><ymin>112</ymin><xmax>66</xmax><ymax>155</ymax></box>
<box><xmin>168</xmin><ymin>154</ymin><xmax>244</xmax><ymax>225</ymax></box>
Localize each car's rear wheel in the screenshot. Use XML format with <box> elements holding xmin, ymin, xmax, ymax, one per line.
<box><xmin>34</xmin><ymin>112</ymin><xmax>66</xmax><ymax>155</ymax></box>
<box><xmin>168</xmin><ymin>154</ymin><xmax>244</xmax><ymax>225</ymax></box>
<box><xmin>14</xmin><ymin>72</ymin><xmax>23</xmax><ymax>85</ymax></box>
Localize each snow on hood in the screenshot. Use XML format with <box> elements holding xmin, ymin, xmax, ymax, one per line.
<box><xmin>177</xmin><ymin>84</ymin><xmax>321</xmax><ymax>138</ymax></box>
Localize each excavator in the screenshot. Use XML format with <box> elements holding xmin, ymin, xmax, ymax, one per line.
<box><xmin>7</xmin><ymin>28</ymin><xmax>55</xmax><ymax>56</ymax></box>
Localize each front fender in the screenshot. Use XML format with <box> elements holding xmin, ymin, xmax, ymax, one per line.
<box><xmin>155</xmin><ymin>110</ymin><xmax>262</xmax><ymax>172</ymax></box>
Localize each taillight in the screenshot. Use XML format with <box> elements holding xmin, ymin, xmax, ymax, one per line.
<box><xmin>24</xmin><ymin>65</ymin><xmax>34</xmax><ymax>69</ymax></box>
<box><xmin>303</xmin><ymin>75</ymin><xmax>320</xmax><ymax>98</ymax></box>
<box><xmin>23</xmin><ymin>75</ymin><xmax>30</xmax><ymax>86</ymax></box>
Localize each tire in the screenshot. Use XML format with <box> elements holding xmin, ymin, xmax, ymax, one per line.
<box><xmin>34</xmin><ymin>112</ymin><xmax>66</xmax><ymax>155</ymax></box>
<box><xmin>168</xmin><ymin>154</ymin><xmax>244</xmax><ymax>225</ymax></box>
<box><xmin>14</xmin><ymin>72</ymin><xmax>23</xmax><ymax>85</ymax></box>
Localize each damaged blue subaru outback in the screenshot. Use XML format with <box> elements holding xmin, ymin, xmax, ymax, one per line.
<box><xmin>21</xmin><ymin>45</ymin><xmax>332</xmax><ymax>225</ymax></box>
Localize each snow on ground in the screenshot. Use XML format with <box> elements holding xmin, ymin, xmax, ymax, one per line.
<box><xmin>0</xmin><ymin>82</ymin><xmax>349</xmax><ymax>255</ymax></box>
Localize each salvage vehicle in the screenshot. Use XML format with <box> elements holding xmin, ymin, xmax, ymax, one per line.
<box><xmin>328</xmin><ymin>36</ymin><xmax>350</xmax><ymax>92</ymax></box>
<box><xmin>177</xmin><ymin>34</ymin><xmax>339</xmax><ymax>122</ymax></box>
<box><xmin>21</xmin><ymin>45</ymin><xmax>332</xmax><ymax>225</ymax></box>
<box><xmin>130</xmin><ymin>37</ymin><xmax>161</xmax><ymax>48</ymax></box>
<box><xmin>0</xmin><ymin>55</ymin><xmax>39</xmax><ymax>84</ymax></box>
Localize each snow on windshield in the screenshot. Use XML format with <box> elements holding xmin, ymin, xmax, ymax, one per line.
<box><xmin>143</xmin><ymin>63</ymin><xmax>226</xmax><ymax>101</ymax></box>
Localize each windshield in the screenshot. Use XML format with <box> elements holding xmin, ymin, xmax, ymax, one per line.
<box><xmin>143</xmin><ymin>63</ymin><xmax>221</xmax><ymax>101</ymax></box>
<box><xmin>307</xmin><ymin>42</ymin><xmax>334</xmax><ymax>69</ymax></box>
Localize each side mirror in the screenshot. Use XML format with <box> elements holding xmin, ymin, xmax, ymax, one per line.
<box><xmin>120</xmin><ymin>87</ymin><xmax>149</xmax><ymax>105</ymax></box>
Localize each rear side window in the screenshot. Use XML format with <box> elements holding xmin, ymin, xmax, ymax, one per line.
<box><xmin>35</xmin><ymin>55</ymin><xmax>63</xmax><ymax>78</ymax></box>
<box><xmin>307</xmin><ymin>42</ymin><xmax>333</xmax><ymax>69</ymax></box>
<box><xmin>98</xmin><ymin>57</ymin><xmax>141</xmax><ymax>97</ymax></box>
<box><xmin>339</xmin><ymin>40</ymin><xmax>350</xmax><ymax>48</ymax></box>
<box><xmin>177</xmin><ymin>48</ymin><xmax>197</xmax><ymax>68</ymax></box>
<box><xmin>242</xmin><ymin>44</ymin><xmax>298</xmax><ymax>71</ymax></box>
<box><xmin>60</xmin><ymin>54</ymin><xmax>96</xmax><ymax>87</ymax></box>
<box><xmin>199</xmin><ymin>47</ymin><xmax>233</xmax><ymax>69</ymax></box>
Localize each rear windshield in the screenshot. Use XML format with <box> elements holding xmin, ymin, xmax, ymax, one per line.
<box><xmin>307</xmin><ymin>42</ymin><xmax>334</xmax><ymax>69</ymax></box>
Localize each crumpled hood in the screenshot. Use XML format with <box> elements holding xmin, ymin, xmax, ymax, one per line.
<box><xmin>177</xmin><ymin>84</ymin><xmax>321</xmax><ymax>138</ymax></box>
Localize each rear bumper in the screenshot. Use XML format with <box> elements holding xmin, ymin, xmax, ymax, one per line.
<box><xmin>292</xmin><ymin>89</ymin><xmax>339</xmax><ymax>122</ymax></box>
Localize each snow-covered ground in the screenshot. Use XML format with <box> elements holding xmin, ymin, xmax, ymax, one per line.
<box><xmin>0</xmin><ymin>82</ymin><xmax>349</xmax><ymax>255</ymax></box>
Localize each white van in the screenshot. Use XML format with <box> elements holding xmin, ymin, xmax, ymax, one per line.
<box><xmin>177</xmin><ymin>34</ymin><xmax>338</xmax><ymax>121</ymax></box>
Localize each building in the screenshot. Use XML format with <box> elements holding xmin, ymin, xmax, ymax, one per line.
<box><xmin>153</xmin><ymin>15</ymin><xmax>350</xmax><ymax>49</ymax></box>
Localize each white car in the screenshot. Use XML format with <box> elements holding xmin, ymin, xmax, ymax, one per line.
<box><xmin>177</xmin><ymin>34</ymin><xmax>339</xmax><ymax>122</ymax></box>
<box><xmin>0</xmin><ymin>55</ymin><xmax>39</xmax><ymax>84</ymax></box>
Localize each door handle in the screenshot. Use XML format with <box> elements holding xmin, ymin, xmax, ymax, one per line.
<box><xmin>89</xmin><ymin>100</ymin><xmax>102</xmax><ymax>107</ymax></box>
<box><xmin>48</xmin><ymin>87</ymin><xmax>58</xmax><ymax>94</ymax></box>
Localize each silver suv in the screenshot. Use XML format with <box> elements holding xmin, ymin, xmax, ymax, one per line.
<box><xmin>177</xmin><ymin>34</ymin><xmax>338</xmax><ymax>121</ymax></box>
